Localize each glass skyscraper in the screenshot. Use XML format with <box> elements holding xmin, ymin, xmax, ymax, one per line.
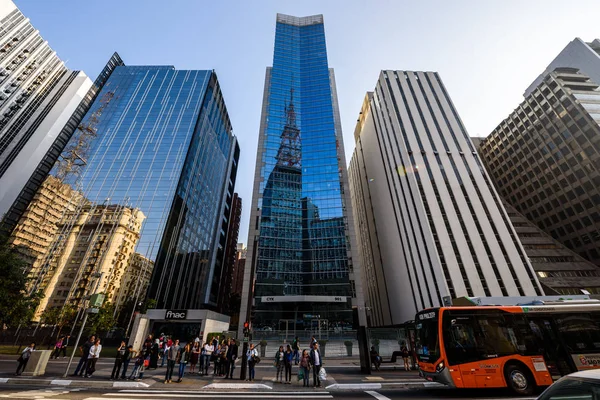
<box><xmin>240</xmin><ymin>14</ymin><xmax>363</xmax><ymax>333</ymax></box>
<box><xmin>20</xmin><ymin>59</ymin><xmax>239</xmax><ymax>313</ymax></box>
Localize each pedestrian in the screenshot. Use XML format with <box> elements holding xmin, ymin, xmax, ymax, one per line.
<box><xmin>72</xmin><ymin>335</ymin><xmax>95</xmax><ymax>376</ymax></box>
<box><xmin>212</xmin><ymin>335</ymin><xmax>219</xmax><ymax>348</ymax></box>
<box><xmin>212</xmin><ymin>344</ymin><xmax>221</xmax><ymax>376</ymax></box>
<box><xmin>85</xmin><ymin>338</ymin><xmax>102</xmax><ymax>378</ymax></box>
<box><xmin>120</xmin><ymin>345</ymin><xmax>134</xmax><ymax>379</ymax></box>
<box><xmin>203</xmin><ymin>341</ymin><xmax>214</xmax><ymax>375</ymax></box>
<box><xmin>370</xmin><ymin>346</ymin><xmax>381</xmax><ymax>371</ymax></box>
<box><xmin>310</xmin><ymin>336</ymin><xmax>318</xmax><ymax>350</ymax></box>
<box><xmin>245</xmin><ymin>343</ymin><xmax>258</xmax><ymax>382</ymax></box>
<box><xmin>177</xmin><ymin>342</ymin><xmax>190</xmax><ymax>382</ymax></box>
<box><xmin>275</xmin><ymin>345</ymin><xmax>284</xmax><ymax>383</ymax></box>
<box><xmin>149</xmin><ymin>339</ymin><xmax>159</xmax><ymax>369</ymax></box>
<box><xmin>160</xmin><ymin>335</ymin><xmax>168</xmax><ymax>367</ymax></box>
<box><xmin>110</xmin><ymin>341</ymin><xmax>127</xmax><ymax>380</ymax></box>
<box><xmin>219</xmin><ymin>340</ymin><xmax>228</xmax><ymax>376</ymax></box>
<box><xmin>51</xmin><ymin>337</ymin><xmax>63</xmax><ymax>359</ymax></box>
<box><xmin>59</xmin><ymin>335</ymin><xmax>71</xmax><ymax>358</ymax></box>
<box><xmin>189</xmin><ymin>342</ymin><xmax>200</xmax><ymax>374</ymax></box>
<box><xmin>225</xmin><ymin>339</ymin><xmax>238</xmax><ymax>379</ymax></box>
<box><xmin>128</xmin><ymin>349</ymin><xmax>144</xmax><ymax>380</ymax></box>
<box><xmin>292</xmin><ymin>336</ymin><xmax>300</xmax><ymax>364</ymax></box>
<box><xmin>164</xmin><ymin>339</ymin><xmax>180</xmax><ymax>383</ymax></box>
<box><xmin>299</xmin><ymin>349</ymin><xmax>311</xmax><ymax>387</ymax></box>
<box><xmin>401</xmin><ymin>341</ymin><xmax>410</xmax><ymax>371</ymax></box>
<box><xmin>284</xmin><ymin>344</ymin><xmax>293</xmax><ymax>384</ymax></box>
<box><xmin>310</xmin><ymin>343</ymin><xmax>323</xmax><ymax>388</ymax></box>
<box><xmin>15</xmin><ymin>342</ymin><xmax>35</xmax><ymax>375</ymax></box>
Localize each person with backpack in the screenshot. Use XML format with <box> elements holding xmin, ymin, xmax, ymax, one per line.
<box><xmin>401</xmin><ymin>341</ymin><xmax>410</xmax><ymax>371</ymax></box>
<box><xmin>245</xmin><ymin>343</ymin><xmax>258</xmax><ymax>381</ymax></box>
<box><xmin>292</xmin><ymin>336</ymin><xmax>300</xmax><ymax>364</ymax></box>
<box><xmin>110</xmin><ymin>341</ymin><xmax>127</xmax><ymax>380</ymax></box>
<box><xmin>15</xmin><ymin>342</ymin><xmax>35</xmax><ymax>376</ymax></box>
<box><xmin>274</xmin><ymin>345</ymin><xmax>285</xmax><ymax>383</ymax></box>
<box><xmin>284</xmin><ymin>344</ymin><xmax>293</xmax><ymax>384</ymax></box>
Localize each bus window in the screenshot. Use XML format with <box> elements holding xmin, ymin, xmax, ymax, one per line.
<box><xmin>415</xmin><ymin>311</ymin><xmax>440</xmax><ymax>363</ymax></box>
<box><xmin>556</xmin><ymin>314</ymin><xmax>600</xmax><ymax>353</ymax></box>
<box><xmin>443</xmin><ymin>312</ymin><xmax>482</xmax><ymax>365</ymax></box>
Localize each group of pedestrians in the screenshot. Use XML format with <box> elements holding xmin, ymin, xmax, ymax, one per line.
<box><xmin>50</xmin><ymin>335</ymin><xmax>71</xmax><ymax>359</ymax></box>
<box><xmin>72</xmin><ymin>335</ymin><xmax>102</xmax><ymax>378</ymax></box>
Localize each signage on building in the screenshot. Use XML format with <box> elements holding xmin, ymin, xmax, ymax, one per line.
<box><xmin>261</xmin><ymin>295</ymin><xmax>346</xmax><ymax>303</ymax></box>
<box><xmin>165</xmin><ymin>310</ymin><xmax>187</xmax><ymax>320</ymax></box>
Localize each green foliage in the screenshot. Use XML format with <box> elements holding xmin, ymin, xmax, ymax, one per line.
<box><xmin>371</xmin><ymin>338</ymin><xmax>380</xmax><ymax>346</ymax></box>
<box><xmin>0</xmin><ymin>236</ymin><xmax>41</xmax><ymax>327</ymax></box>
<box><xmin>40</xmin><ymin>304</ymin><xmax>77</xmax><ymax>338</ymax></box>
<box><xmin>88</xmin><ymin>301</ymin><xmax>116</xmax><ymax>335</ymax></box>
<box><xmin>259</xmin><ymin>340</ymin><xmax>268</xmax><ymax>346</ymax></box>
<box><xmin>144</xmin><ymin>298</ymin><xmax>157</xmax><ymax>312</ymax></box>
<box><xmin>344</xmin><ymin>340</ymin><xmax>353</xmax><ymax>346</ymax></box>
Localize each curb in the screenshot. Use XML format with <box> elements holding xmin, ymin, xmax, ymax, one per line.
<box><xmin>0</xmin><ymin>377</ymin><xmax>151</xmax><ymax>388</ymax></box>
<box><xmin>325</xmin><ymin>381</ymin><xmax>443</xmax><ymax>390</ymax></box>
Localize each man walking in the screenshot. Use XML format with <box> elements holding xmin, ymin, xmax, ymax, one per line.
<box><xmin>59</xmin><ymin>335</ymin><xmax>71</xmax><ymax>358</ymax></box>
<box><xmin>225</xmin><ymin>338</ymin><xmax>238</xmax><ymax>379</ymax></box>
<box><xmin>72</xmin><ymin>335</ymin><xmax>95</xmax><ymax>377</ymax></box>
<box><xmin>164</xmin><ymin>339</ymin><xmax>180</xmax><ymax>383</ymax></box>
<box><xmin>310</xmin><ymin>343</ymin><xmax>323</xmax><ymax>388</ymax></box>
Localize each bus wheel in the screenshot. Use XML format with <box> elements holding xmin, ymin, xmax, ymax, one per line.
<box><xmin>504</xmin><ymin>364</ymin><xmax>535</xmax><ymax>395</ymax></box>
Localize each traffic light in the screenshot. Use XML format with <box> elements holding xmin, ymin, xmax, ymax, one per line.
<box><xmin>243</xmin><ymin>321</ymin><xmax>249</xmax><ymax>336</ymax></box>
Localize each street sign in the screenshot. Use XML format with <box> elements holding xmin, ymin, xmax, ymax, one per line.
<box><xmin>89</xmin><ymin>293</ymin><xmax>105</xmax><ymax>307</ymax></box>
<box><xmin>87</xmin><ymin>308</ymin><xmax>99</xmax><ymax>314</ymax></box>
<box><xmin>243</xmin><ymin>337</ymin><xmax>249</xmax><ymax>343</ymax></box>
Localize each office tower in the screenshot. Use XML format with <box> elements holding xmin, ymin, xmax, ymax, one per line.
<box><xmin>349</xmin><ymin>71</ymin><xmax>542</xmax><ymax>326</ymax></box>
<box><xmin>0</xmin><ymin>1</ymin><xmax>120</xmax><ymax>226</ymax></box>
<box><xmin>21</xmin><ymin>62</ymin><xmax>239</xmax><ymax>315</ymax></box>
<box><xmin>479</xmin><ymin>68</ymin><xmax>600</xmax><ymax>266</ymax></box>
<box><xmin>34</xmin><ymin>204</ymin><xmax>145</xmax><ymax>316</ymax></box>
<box><xmin>240</xmin><ymin>14</ymin><xmax>364</xmax><ymax>334</ymax></box>
<box><xmin>503</xmin><ymin>200</ymin><xmax>600</xmax><ymax>295</ymax></box>
<box><xmin>525</xmin><ymin>38</ymin><xmax>600</xmax><ymax>98</ymax></box>
<box><xmin>216</xmin><ymin>193</ymin><xmax>241</xmax><ymax>314</ymax></box>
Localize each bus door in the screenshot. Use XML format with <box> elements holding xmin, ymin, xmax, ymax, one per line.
<box><xmin>528</xmin><ymin>317</ymin><xmax>573</xmax><ymax>379</ymax></box>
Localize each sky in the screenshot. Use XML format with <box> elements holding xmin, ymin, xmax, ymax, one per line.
<box><xmin>16</xmin><ymin>0</ymin><xmax>600</xmax><ymax>246</ymax></box>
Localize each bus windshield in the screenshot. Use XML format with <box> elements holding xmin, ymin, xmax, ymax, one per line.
<box><xmin>415</xmin><ymin>309</ymin><xmax>440</xmax><ymax>363</ymax></box>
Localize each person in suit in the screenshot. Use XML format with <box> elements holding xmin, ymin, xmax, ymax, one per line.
<box><xmin>309</xmin><ymin>343</ymin><xmax>323</xmax><ymax>388</ymax></box>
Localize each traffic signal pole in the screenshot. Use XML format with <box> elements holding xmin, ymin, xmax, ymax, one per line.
<box><xmin>240</xmin><ymin>321</ymin><xmax>250</xmax><ymax>380</ymax></box>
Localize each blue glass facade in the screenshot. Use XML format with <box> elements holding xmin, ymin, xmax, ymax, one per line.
<box><xmin>53</xmin><ymin>65</ymin><xmax>238</xmax><ymax>309</ymax></box>
<box><xmin>250</xmin><ymin>14</ymin><xmax>354</xmax><ymax>329</ymax></box>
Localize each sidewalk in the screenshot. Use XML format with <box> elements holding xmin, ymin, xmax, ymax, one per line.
<box><xmin>0</xmin><ymin>354</ymin><xmax>430</xmax><ymax>391</ymax></box>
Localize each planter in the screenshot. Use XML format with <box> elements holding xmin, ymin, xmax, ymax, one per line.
<box><xmin>371</xmin><ymin>339</ymin><xmax>380</xmax><ymax>354</ymax></box>
<box><xmin>259</xmin><ymin>340</ymin><xmax>267</xmax><ymax>357</ymax></box>
<box><xmin>344</xmin><ymin>341</ymin><xmax>353</xmax><ymax>357</ymax></box>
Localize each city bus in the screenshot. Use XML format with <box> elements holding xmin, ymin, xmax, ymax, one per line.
<box><xmin>415</xmin><ymin>302</ymin><xmax>600</xmax><ymax>395</ymax></box>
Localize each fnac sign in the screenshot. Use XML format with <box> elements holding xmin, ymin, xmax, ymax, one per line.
<box><xmin>165</xmin><ymin>309</ymin><xmax>187</xmax><ymax>320</ymax></box>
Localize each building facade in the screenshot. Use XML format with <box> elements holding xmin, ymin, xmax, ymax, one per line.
<box><xmin>349</xmin><ymin>71</ymin><xmax>542</xmax><ymax>326</ymax></box>
<box><xmin>114</xmin><ymin>252</ymin><xmax>154</xmax><ymax>317</ymax></box>
<box><xmin>34</xmin><ymin>204</ymin><xmax>145</xmax><ymax>316</ymax></box>
<box><xmin>216</xmin><ymin>193</ymin><xmax>241</xmax><ymax>315</ymax></box>
<box><xmin>479</xmin><ymin>68</ymin><xmax>600</xmax><ymax>266</ymax></box>
<box><xmin>240</xmin><ymin>14</ymin><xmax>364</xmax><ymax>334</ymax></box>
<box><xmin>17</xmin><ymin>62</ymin><xmax>239</xmax><ymax>317</ymax></box>
<box><xmin>0</xmin><ymin>1</ymin><xmax>120</xmax><ymax>226</ymax></box>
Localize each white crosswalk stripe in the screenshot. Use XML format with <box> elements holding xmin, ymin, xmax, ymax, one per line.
<box><xmin>0</xmin><ymin>388</ymin><xmax>72</xmax><ymax>399</ymax></box>
<box><xmin>94</xmin><ymin>390</ymin><xmax>333</xmax><ymax>399</ymax></box>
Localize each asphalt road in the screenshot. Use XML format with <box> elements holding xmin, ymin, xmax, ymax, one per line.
<box><xmin>0</xmin><ymin>384</ymin><xmax>540</xmax><ymax>400</ymax></box>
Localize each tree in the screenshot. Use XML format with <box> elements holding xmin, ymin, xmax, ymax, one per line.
<box><xmin>0</xmin><ymin>236</ymin><xmax>41</xmax><ymax>327</ymax></box>
<box><xmin>88</xmin><ymin>301</ymin><xmax>116</xmax><ymax>335</ymax></box>
<box><xmin>40</xmin><ymin>304</ymin><xmax>77</xmax><ymax>338</ymax></box>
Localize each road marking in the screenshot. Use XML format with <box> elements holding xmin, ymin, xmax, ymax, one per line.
<box><xmin>112</xmin><ymin>382</ymin><xmax>149</xmax><ymax>388</ymax></box>
<box><xmin>202</xmin><ymin>383</ymin><xmax>272</xmax><ymax>389</ymax></box>
<box><xmin>326</xmin><ymin>383</ymin><xmax>382</xmax><ymax>390</ymax></box>
<box><xmin>100</xmin><ymin>395</ymin><xmax>332</xmax><ymax>399</ymax></box>
<box><xmin>118</xmin><ymin>391</ymin><xmax>330</xmax><ymax>394</ymax></box>
<box><xmin>365</xmin><ymin>376</ymin><xmax>384</xmax><ymax>381</ymax></box>
<box><xmin>366</xmin><ymin>391</ymin><xmax>392</xmax><ymax>400</ymax></box>
<box><xmin>50</xmin><ymin>380</ymin><xmax>71</xmax><ymax>386</ymax></box>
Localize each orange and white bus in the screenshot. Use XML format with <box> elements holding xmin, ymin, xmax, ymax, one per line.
<box><xmin>415</xmin><ymin>302</ymin><xmax>600</xmax><ymax>395</ymax></box>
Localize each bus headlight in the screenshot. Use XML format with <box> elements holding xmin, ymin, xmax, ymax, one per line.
<box><xmin>436</xmin><ymin>361</ymin><xmax>445</xmax><ymax>372</ymax></box>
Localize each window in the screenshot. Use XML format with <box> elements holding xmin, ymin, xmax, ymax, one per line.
<box><xmin>556</xmin><ymin>313</ymin><xmax>600</xmax><ymax>353</ymax></box>
<box><xmin>538</xmin><ymin>377</ymin><xmax>600</xmax><ymax>400</ymax></box>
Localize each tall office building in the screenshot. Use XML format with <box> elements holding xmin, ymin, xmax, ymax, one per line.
<box><xmin>19</xmin><ymin>61</ymin><xmax>239</xmax><ymax>315</ymax></box>
<box><xmin>240</xmin><ymin>14</ymin><xmax>364</xmax><ymax>334</ymax></box>
<box><xmin>216</xmin><ymin>193</ymin><xmax>241</xmax><ymax>315</ymax></box>
<box><xmin>0</xmin><ymin>1</ymin><xmax>119</xmax><ymax>227</ymax></box>
<box><xmin>479</xmin><ymin>68</ymin><xmax>600</xmax><ymax>266</ymax></box>
<box><xmin>349</xmin><ymin>71</ymin><xmax>542</xmax><ymax>326</ymax></box>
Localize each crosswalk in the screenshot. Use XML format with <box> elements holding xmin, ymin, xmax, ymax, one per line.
<box><xmin>0</xmin><ymin>387</ymin><xmax>77</xmax><ymax>399</ymax></box>
<box><xmin>101</xmin><ymin>390</ymin><xmax>333</xmax><ymax>398</ymax></box>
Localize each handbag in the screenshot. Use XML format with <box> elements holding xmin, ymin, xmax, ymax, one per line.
<box><xmin>319</xmin><ymin>366</ymin><xmax>327</xmax><ymax>381</ymax></box>
<box><xmin>143</xmin><ymin>359</ymin><xmax>150</xmax><ymax>367</ymax></box>
<box><xmin>254</xmin><ymin>356</ymin><xmax>261</xmax><ymax>364</ymax></box>
<box><xmin>298</xmin><ymin>368</ymin><xmax>304</xmax><ymax>380</ymax></box>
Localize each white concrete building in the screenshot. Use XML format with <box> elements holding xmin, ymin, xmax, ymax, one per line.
<box><xmin>0</xmin><ymin>0</ymin><xmax>93</xmax><ymax>222</ymax></box>
<box><xmin>348</xmin><ymin>71</ymin><xmax>543</xmax><ymax>326</ymax></box>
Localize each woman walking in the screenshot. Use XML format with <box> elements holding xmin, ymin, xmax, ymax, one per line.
<box><xmin>400</xmin><ymin>341</ymin><xmax>410</xmax><ymax>371</ymax></box>
<box><xmin>15</xmin><ymin>343</ymin><xmax>35</xmax><ymax>376</ymax></box>
<box><xmin>275</xmin><ymin>345</ymin><xmax>284</xmax><ymax>383</ymax></box>
<box><xmin>299</xmin><ymin>349</ymin><xmax>311</xmax><ymax>387</ymax></box>
<box><xmin>85</xmin><ymin>338</ymin><xmax>102</xmax><ymax>378</ymax></box>
<box><xmin>284</xmin><ymin>344</ymin><xmax>293</xmax><ymax>384</ymax></box>
<box><xmin>177</xmin><ymin>342</ymin><xmax>190</xmax><ymax>382</ymax></box>
<box><xmin>189</xmin><ymin>342</ymin><xmax>200</xmax><ymax>374</ymax></box>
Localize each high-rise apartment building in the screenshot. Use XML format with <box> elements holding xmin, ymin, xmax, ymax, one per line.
<box><xmin>34</xmin><ymin>204</ymin><xmax>145</xmax><ymax>316</ymax></box>
<box><xmin>114</xmin><ymin>252</ymin><xmax>154</xmax><ymax>316</ymax></box>
<box><xmin>240</xmin><ymin>14</ymin><xmax>364</xmax><ymax>334</ymax></box>
<box><xmin>0</xmin><ymin>1</ymin><xmax>120</xmax><ymax>227</ymax></box>
<box><xmin>349</xmin><ymin>71</ymin><xmax>542</xmax><ymax>326</ymax></box>
<box><xmin>479</xmin><ymin>68</ymin><xmax>600</xmax><ymax>266</ymax></box>
<box><xmin>18</xmin><ymin>61</ymin><xmax>239</xmax><ymax>316</ymax></box>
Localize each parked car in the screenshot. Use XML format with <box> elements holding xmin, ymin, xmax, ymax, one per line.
<box><xmin>537</xmin><ymin>370</ymin><xmax>600</xmax><ymax>399</ymax></box>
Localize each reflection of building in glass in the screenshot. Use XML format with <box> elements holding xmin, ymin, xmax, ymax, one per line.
<box><xmin>0</xmin><ymin>0</ymin><xmax>123</xmax><ymax>231</ymax></box>
<box><xmin>479</xmin><ymin>68</ymin><xmax>600</xmax><ymax>267</ymax></box>
<box><xmin>349</xmin><ymin>71</ymin><xmax>543</xmax><ymax>326</ymax></box>
<box><xmin>240</xmin><ymin>14</ymin><xmax>364</xmax><ymax>334</ymax></box>
<box><xmin>114</xmin><ymin>252</ymin><xmax>154</xmax><ymax>314</ymax></box>
<box><xmin>216</xmin><ymin>193</ymin><xmax>242</xmax><ymax>314</ymax></box>
<box><xmin>9</xmin><ymin>175</ymin><xmax>84</xmax><ymax>275</ymax></box>
<box><xmin>34</xmin><ymin>204</ymin><xmax>145</xmax><ymax>317</ymax></box>
<box><xmin>14</xmin><ymin>60</ymin><xmax>239</xmax><ymax>314</ymax></box>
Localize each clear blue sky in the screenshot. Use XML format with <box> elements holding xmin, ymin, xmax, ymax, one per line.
<box><xmin>16</xmin><ymin>0</ymin><xmax>600</xmax><ymax>245</ymax></box>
